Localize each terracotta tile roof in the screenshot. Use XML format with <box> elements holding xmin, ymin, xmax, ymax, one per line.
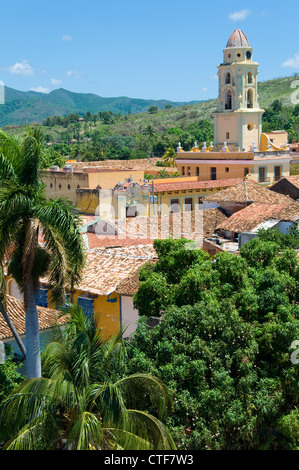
<box><xmin>0</xmin><ymin>296</ymin><xmax>68</xmax><ymax>341</ymax></box>
<box><xmin>270</xmin><ymin>175</ymin><xmax>299</xmax><ymax>190</ymax></box>
<box><xmin>115</xmin><ymin>269</ymin><xmax>141</xmax><ymax>296</ymax></box>
<box><xmin>216</xmin><ymin>202</ymin><xmax>299</xmax><ymax>234</ymax></box>
<box><xmin>116</xmin><ymin>259</ymin><xmax>157</xmax><ymax>297</ymax></box>
<box><xmin>205</xmin><ymin>179</ymin><xmax>294</xmax><ymax>204</ymax></box>
<box><xmin>114</xmin><ymin>210</ymin><xmax>228</xmax><ymax>296</ymax></box>
<box><xmin>152</xmin><ymin>178</ymin><xmax>243</xmax><ymax>193</ymax></box>
<box><xmin>74</xmin><ymin>246</ymin><xmax>158</xmax><ymax>296</ymax></box>
<box><xmin>85</xmin><ymin>209</ymin><xmax>228</xmax><ymax>248</ymax></box>
<box><xmin>71</xmin><ymin>158</ymin><xmax>176</xmax><ymax>172</ymax></box>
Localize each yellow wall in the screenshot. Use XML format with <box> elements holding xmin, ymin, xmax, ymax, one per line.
<box><xmin>260</xmin><ymin>132</ymin><xmax>288</xmax><ymax>152</ymax></box>
<box><xmin>251</xmin><ymin>159</ymin><xmax>290</xmax><ymax>185</ymax></box>
<box><xmin>72</xmin><ymin>290</ymin><xmax>120</xmax><ymax>339</ymax></box>
<box><xmin>41</xmin><ymin>170</ymin><xmax>89</xmax><ymax>204</ymax></box>
<box><xmin>176</xmin><ymin>151</ymin><xmax>254</xmax><ymax>161</ymax></box>
<box><xmin>6</xmin><ymin>274</ymin><xmax>122</xmax><ymax>340</ymax></box>
<box><xmin>49</xmin><ymin>287</ymin><xmax>121</xmax><ymax>339</ymax></box>
<box><xmin>156</xmin><ymin>186</ymin><xmax>230</xmax><ymax>215</ymax></box>
<box><xmin>215</xmin><ymin>114</ymin><xmax>239</xmax><ymax>146</ymax></box>
<box><xmin>87</xmin><ymin>170</ymin><xmax>145</xmax><ymax>190</ymax></box>
<box><xmin>41</xmin><ymin>169</ymin><xmax>145</xmax><ymax>206</ymax></box>
<box><xmin>76</xmin><ymin>189</ymin><xmax>100</xmax><ymax>214</ymax></box>
<box><xmin>176</xmin><ymin>161</ymin><xmax>254</xmax><ymax>180</ymax></box>
<box><xmin>244</xmin><ymin>113</ymin><xmax>262</xmax><ymax>152</ymax></box>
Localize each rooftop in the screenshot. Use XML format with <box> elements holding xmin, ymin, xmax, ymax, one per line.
<box><xmin>270</xmin><ymin>175</ymin><xmax>299</xmax><ymax>191</ymax></box>
<box><xmin>84</xmin><ymin>209</ymin><xmax>228</xmax><ymax>249</ymax></box>
<box><xmin>226</xmin><ymin>29</ymin><xmax>250</xmax><ymax>48</ymax></box>
<box><xmin>152</xmin><ymin>178</ymin><xmax>244</xmax><ymax>193</ymax></box>
<box><xmin>204</xmin><ymin>179</ymin><xmax>295</xmax><ymax>205</ymax></box>
<box><xmin>0</xmin><ymin>296</ymin><xmax>68</xmax><ymax>341</ymax></box>
<box><xmin>216</xmin><ymin>202</ymin><xmax>299</xmax><ymax>234</ymax></box>
<box><xmin>69</xmin><ymin>246</ymin><xmax>158</xmax><ymax>296</ymax></box>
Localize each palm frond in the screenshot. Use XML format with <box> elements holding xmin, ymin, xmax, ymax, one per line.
<box><xmin>91</xmin><ymin>382</ymin><xmax>128</xmax><ymax>427</ymax></box>
<box><xmin>0</xmin><ymin>153</ymin><xmax>18</xmax><ymax>182</ymax></box>
<box><xmin>0</xmin><ymin>130</ymin><xmax>22</xmax><ymax>174</ymax></box>
<box><xmin>2</xmin><ymin>419</ymin><xmax>44</xmax><ymax>450</ymax></box>
<box><xmin>66</xmin><ymin>411</ymin><xmax>103</xmax><ymax>450</ymax></box>
<box><xmin>41</xmin><ymin>224</ymin><xmax>70</xmax><ymax>304</ymax></box>
<box><xmin>19</xmin><ymin>128</ymin><xmax>44</xmax><ymax>187</ymax></box>
<box><xmin>105</xmin><ymin>410</ymin><xmax>176</xmax><ymax>450</ymax></box>
<box><xmin>125</xmin><ymin>410</ymin><xmax>176</xmax><ymax>450</ymax></box>
<box><xmin>35</xmin><ymin>198</ymin><xmax>85</xmax><ymax>287</ymax></box>
<box><xmin>0</xmin><ymin>378</ymin><xmax>51</xmax><ymax>440</ymax></box>
<box><xmin>22</xmin><ymin>219</ymin><xmax>39</xmax><ymax>309</ymax></box>
<box><xmin>114</xmin><ymin>373</ymin><xmax>173</xmax><ymax>419</ymax></box>
<box><xmin>103</xmin><ymin>426</ymin><xmax>152</xmax><ymax>450</ymax></box>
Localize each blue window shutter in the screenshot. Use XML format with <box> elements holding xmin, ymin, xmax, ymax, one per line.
<box><xmin>78</xmin><ymin>297</ymin><xmax>94</xmax><ymax>323</ymax></box>
<box><xmin>35</xmin><ymin>288</ymin><xmax>48</xmax><ymax>308</ymax></box>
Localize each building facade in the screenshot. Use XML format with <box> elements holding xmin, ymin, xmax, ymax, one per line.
<box><xmin>212</xmin><ymin>29</ymin><xmax>264</xmax><ymax>152</ymax></box>
<box><xmin>175</xmin><ymin>29</ymin><xmax>293</xmax><ymax>186</ymax></box>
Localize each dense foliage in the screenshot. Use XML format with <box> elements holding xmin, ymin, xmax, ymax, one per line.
<box><xmin>128</xmin><ymin>235</ymin><xmax>299</xmax><ymax>450</ymax></box>
<box><xmin>0</xmin><ymin>306</ymin><xmax>175</xmax><ymax>450</ymax></box>
<box><xmin>0</xmin><ymin>346</ymin><xmax>23</xmax><ymax>406</ymax></box>
<box><xmin>262</xmin><ymin>99</ymin><xmax>299</xmax><ymax>142</ymax></box>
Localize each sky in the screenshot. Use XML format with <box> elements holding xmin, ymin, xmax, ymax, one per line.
<box><xmin>0</xmin><ymin>0</ymin><xmax>298</xmax><ymax>102</ymax></box>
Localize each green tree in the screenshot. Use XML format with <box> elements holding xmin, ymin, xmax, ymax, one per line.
<box><xmin>162</xmin><ymin>147</ymin><xmax>177</xmax><ymax>167</ymax></box>
<box><xmin>148</xmin><ymin>106</ymin><xmax>158</xmax><ymax>114</ymax></box>
<box><xmin>143</xmin><ymin>125</ymin><xmax>156</xmax><ymax>139</ymax></box>
<box><xmin>0</xmin><ymin>305</ymin><xmax>175</xmax><ymax>450</ymax></box>
<box><xmin>0</xmin><ymin>345</ymin><xmax>23</xmax><ymax>406</ymax></box>
<box><xmin>0</xmin><ymin>127</ymin><xmax>85</xmax><ymax>379</ymax></box>
<box><xmin>128</xmin><ymin>237</ymin><xmax>299</xmax><ymax>450</ymax></box>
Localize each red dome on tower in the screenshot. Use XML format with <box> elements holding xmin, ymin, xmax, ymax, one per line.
<box><xmin>226</xmin><ymin>29</ymin><xmax>250</xmax><ymax>48</ymax></box>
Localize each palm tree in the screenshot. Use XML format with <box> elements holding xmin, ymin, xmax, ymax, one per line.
<box><xmin>0</xmin><ymin>127</ymin><xmax>85</xmax><ymax>379</ymax></box>
<box><xmin>0</xmin><ymin>305</ymin><xmax>176</xmax><ymax>450</ymax></box>
<box><xmin>162</xmin><ymin>147</ymin><xmax>177</xmax><ymax>168</ymax></box>
<box><xmin>143</xmin><ymin>125</ymin><xmax>156</xmax><ymax>139</ymax></box>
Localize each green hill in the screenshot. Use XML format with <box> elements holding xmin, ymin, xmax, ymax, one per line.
<box><xmin>0</xmin><ymin>86</ymin><xmax>200</xmax><ymax>127</ymax></box>
<box><xmin>0</xmin><ymin>75</ymin><xmax>297</xmax><ymax>128</ymax></box>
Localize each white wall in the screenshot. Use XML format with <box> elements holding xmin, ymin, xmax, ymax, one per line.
<box><xmin>7</xmin><ymin>279</ymin><xmax>22</xmax><ymax>300</ymax></box>
<box><xmin>120</xmin><ymin>296</ymin><xmax>139</xmax><ymax>338</ymax></box>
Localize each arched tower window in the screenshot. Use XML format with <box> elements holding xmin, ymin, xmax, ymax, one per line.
<box><xmin>225</xmin><ymin>89</ymin><xmax>232</xmax><ymax>110</ymax></box>
<box><xmin>248</xmin><ymin>72</ymin><xmax>253</xmax><ymax>84</ymax></box>
<box><xmin>247</xmin><ymin>89</ymin><xmax>253</xmax><ymax>108</ymax></box>
<box><xmin>225</xmin><ymin>72</ymin><xmax>231</xmax><ymax>84</ymax></box>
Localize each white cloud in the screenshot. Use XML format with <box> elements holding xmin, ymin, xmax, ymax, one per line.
<box><xmin>202</xmin><ymin>87</ymin><xmax>208</xmax><ymax>92</ymax></box>
<box><xmin>5</xmin><ymin>60</ymin><xmax>34</xmax><ymax>76</ymax></box>
<box><xmin>66</xmin><ymin>70</ymin><xmax>82</xmax><ymax>78</ymax></box>
<box><xmin>62</xmin><ymin>34</ymin><xmax>73</xmax><ymax>41</ymax></box>
<box><xmin>30</xmin><ymin>86</ymin><xmax>50</xmax><ymax>94</ymax></box>
<box><xmin>228</xmin><ymin>9</ymin><xmax>251</xmax><ymax>21</ymax></box>
<box><xmin>51</xmin><ymin>78</ymin><xmax>63</xmax><ymax>86</ymax></box>
<box><xmin>281</xmin><ymin>53</ymin><xmax>299</xmax><ymax>69</ymax></box>
<box><xmin>210</xmin><ymin>74</ymin><xmax>218</xmax><ymax>80</ymax></box>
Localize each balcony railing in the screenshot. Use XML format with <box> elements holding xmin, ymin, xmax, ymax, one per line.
<box><xmin>258</xmin><ymin>176</ymin><xmax>270</xmax><ymax>183</ymax></box>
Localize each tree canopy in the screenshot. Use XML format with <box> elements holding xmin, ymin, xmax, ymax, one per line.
<box><xmin>128</xmin><ymin>236</ymin><xmax>299</xmax><ymax>450</ymax></box>
<box><xmin>0</xmin><ymin>305</ymin><xmax>175</xmax><ymax>451</ymax></box>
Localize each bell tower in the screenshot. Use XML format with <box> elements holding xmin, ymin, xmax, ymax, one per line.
<box><xmin>212</xmin><ymin>29</ymin><xmax>264</xmax><ymax>152</ymax></box>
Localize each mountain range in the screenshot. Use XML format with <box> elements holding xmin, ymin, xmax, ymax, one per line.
<box><xmin>0</xmin><ymin>86</ymin><xmax>200</xmax><ymax>127</ymax></box>
<box><xmin>0</xmin><ymin>75</ymin><xmax>297</xmax><ymax>128</ymax></box>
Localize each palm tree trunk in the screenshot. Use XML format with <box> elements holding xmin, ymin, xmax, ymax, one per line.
<box><xmin>25</xmin><ymin>281</ymin><xmax>41</xmax><ymax>378</ymax></box>
<box><xmin>0</xmin><ymin>300</ymin><xmax>26</xmax><ymax>358</ymax></box>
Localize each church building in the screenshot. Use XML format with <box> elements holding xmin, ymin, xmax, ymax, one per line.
<box><xmin>175</xmin><ymin>29</ymin><xmax>295</xmax><ymax>185</ymax></box>
<box><xmin>212</xmin><ymin>29</ymin><xmax>264</xmax><ymax>152</ymax></box>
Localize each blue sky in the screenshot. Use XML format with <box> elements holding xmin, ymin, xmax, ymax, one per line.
<box><xmin>0</xmin><ymin>0</ymin><xmax>298</xmax><ymax>102</ymax></box>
